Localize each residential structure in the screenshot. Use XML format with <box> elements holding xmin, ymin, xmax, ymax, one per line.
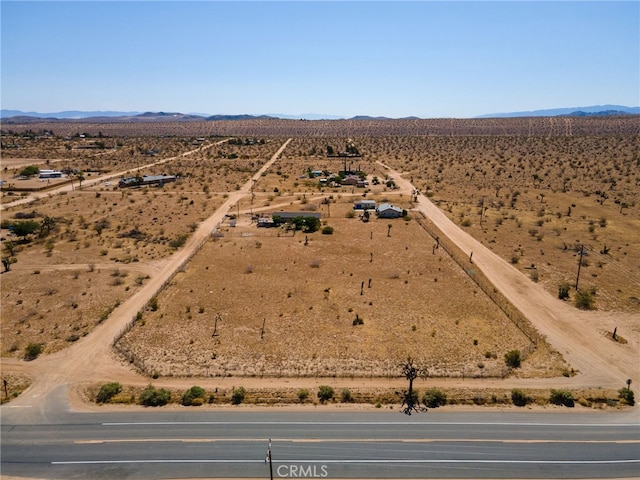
<box><xmin>376</xmin><ymin>203</ymin><xmax>404</xmax><ymax>218</ymax></box>
<box><xmin>38</xmin><ymin>169</ymin><xmax>63</xmax><ymax>179</ymax></box>
<box><xmin>353</xmin><ymin>200</ymin><xmax>376</xmax><ymax>210</ymax></box>
<box><xmin>118</xmin><ymin>175</ymin><xmax>177</xmax><ymax>188</ymax></box>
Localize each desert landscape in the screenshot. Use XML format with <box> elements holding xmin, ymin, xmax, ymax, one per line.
<box><xmin>1</xmin><ymin>116</ymin><xmax>638</xmax><ymax>408</ymax></box>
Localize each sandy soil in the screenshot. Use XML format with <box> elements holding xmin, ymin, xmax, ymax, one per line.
<box><xmin>1</xmin><ymin>137</ymin><xmax>638</xmax><ymax>414</ymax></box>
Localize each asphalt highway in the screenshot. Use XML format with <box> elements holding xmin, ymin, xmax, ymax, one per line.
<box><xmin>2</xmin><ymin>404</ymin><xmax>639</xmax><ymax>480</ymax></box>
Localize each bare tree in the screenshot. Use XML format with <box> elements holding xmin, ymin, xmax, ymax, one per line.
<box><xmin>399</xmin><ymin>357</ymin><xmax>427</xmax><ymax>415</ymax></box>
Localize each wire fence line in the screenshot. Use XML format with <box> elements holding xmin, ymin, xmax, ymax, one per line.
<box><xmin>414</xmin><ymin>213</ymin><xmax>540</xmax><ymax>359</ymax></box>
<box><xmin>112</xmin><ymin>231</ymin><xmax>211</xmax><ymax>373</ymax></box>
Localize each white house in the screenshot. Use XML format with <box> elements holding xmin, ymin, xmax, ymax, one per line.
<box><xmin>353</xmin><ymin>200</ymin><xmax>376</xmax><ymax>210</ymax></box>
<box><xmin>39</xmin><ymin>169</ymin><xmax>63</xmax><ymax>179</ymax></box>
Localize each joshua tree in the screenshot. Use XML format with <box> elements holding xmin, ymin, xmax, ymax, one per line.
<box><xmin>399</xmin><ymin>357</ymin><xmax>427</xmax><ymax>415</ymax></box>
<box><xmin>2</xmin><ymin>257</ymin><xmax>17</xmax><ymax>272</ymax></box>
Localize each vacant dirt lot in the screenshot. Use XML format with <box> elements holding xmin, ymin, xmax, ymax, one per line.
<box><xmin>117</xmin><ymin>200</ymin><xmax>565</xmax><ymax>379</ymax></box>
<box><xmin>1</xmin><ymin>118</ymin><xmax>637</xmax><ymax>406</ymax></box>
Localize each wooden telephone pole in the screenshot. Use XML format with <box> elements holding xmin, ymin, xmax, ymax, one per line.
<box><xmin>575</xmin><ymin>245</ymin><xmax>584</xmax><ymax>290</ymax></box>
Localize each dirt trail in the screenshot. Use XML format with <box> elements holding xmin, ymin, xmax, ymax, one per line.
<box><xmin>2</xmin><ymin>144</ymin><xmax>637</xmax><ymax>414</ymax></box>
<box><xmin>384</xmin><ymin>165</ymin><xmax>639</xmax><ymax>389</ymax></box>
<box><xmin>0</xmin><ymin>139</ymin><xmax>228</xmax><ymax>211</ymax></box>
<box><xmin>0</xmin><ymin>139</ymin><xmax>292</xmax><ymax>408</ymax></box>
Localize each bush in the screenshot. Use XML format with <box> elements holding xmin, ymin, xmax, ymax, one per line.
<box><xmin>19</xmin><ymin>165</ymin><xmax>40</xmax><ymax>177</ymax></box>
<box><xmin>321</xmin><ymin>226</ymin><xmax>334</xmax><ymax>235</ymax></box>
<box><xmin>139</xmin><ymin>385</ymin><xmax>171</xmax><ymax>407</ymax></box>
<box><xmin>169</xmin><ymin>234</ymin><xmax>188</xmax><ymax>249</ymax></box>
<box><xmin>231</xmin><ymin>386</ymin><xmax>246</xmax><ymax>405</ymax></box>
<box><xmin>618</xmin><ymin>388</ymin><xmax>635</xmax><ymax>406</ymax></box>
<box><xmin>558</xmin><ymin>282</ymin><xmax>571</xmax><ymax>300</ymax></box>
<box><xmin>341</xmin><ymin>388</ymin><xmax>353</xmax><ymax>403</ymax></box>
<box><xmin>148</xmin><ymin>297</ymin><xmax>159</xmax><ymax>311</ymax></box>
<box><xmin>24</xmin><ymin>343</ymin><xmax>43</xmax><ymax>361</ymax></box>
<box><xmin>422</xmin><ymin>388</ymin><xmax>447</xmax><ymax>408</ymax></box>
<box><xmin>511</xmin><ymin>389</ymin><xmax>528</xmax><ymax>407</ymax></box>
<box><xmin>97</xmin><ymin>382</ymin><xmax>122</xmax><ymax>403</ymax></box>
<box><xmin>182</xmin><ymin>386</ymin><xmax>206</xmax><ymax>406</ymax></box>
<box><xmin>297</xmin><ymin>389</ymin><xmax>309</xmax><ymax>403</ymax></box>
<box><xmin>550</xmin><ymin>389</ymin><xmax>574</xmax><ymax>407</ymax></box>
<box><xmin>317</xmin><ymin>385</ymin><xmax>334</xmax><ymax>403</ymax></box>
<box><xmin>504</xmin><ymin>350</ymin><xmax>521</xmax><ymax>368</ymax></box>
<box><xmin>575</xmin><ymin>289</ymin><xmax>595</xmax><ymax>310</ymax></box>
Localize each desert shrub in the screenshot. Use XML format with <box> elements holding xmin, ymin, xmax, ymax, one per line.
<box><xmin>575</xmin><ymin>290</ymin><xmax>595</xmax><ymax>310</ymax></box>
<box><xmin>511</xmin><ymin>389</ymin><xmax>528</xmax><ymax>407</ymax></box>
<box><xmin>231</xmin><ymin>386</ymin><xmax>246</xmax><ymax>405</ymax></box>
<box><xmin>19</xmin><ymin>165</ymin><xmax>40</xmax><ymax>177</ymax></box>
<box><xmin>321</xmin><ymin>226</ymin><xmax>334</xmax><ymax>235</ymax></box>
<box><xmin>345</xmin><ymin>210</ymin><xmax>355</xmax><ymax>218</ymax></box>
<box><xmin>549</xmin><ymin>389</ymin><xmax>574</xmax><ymax>407</ymax></box>
<box><xmin>139</xmin><ymin>385</ymin><xmax>171</xmax><ymax>407</ymax></box>
<box><xmin>148</xmin><ymin>297</ymin><xmax>159</xmax><ymax>311</ymax></box>
<box><xmin>317</xmin><ymin>385</ymin><xmax>334</xmax><ymax>403</ymax></box>
<box><xmin>341</xmin><ymin>388</ymin><xmax>353</xmax><ymax>403</ymax></box>
<box><xmin>618</xmin><ymin>388</ymin><xmax>635</xmax><ymax>406</ymax></box>
<box><xmin>96</xmin><ymin>382</ymin><xmax>122</xmax><ymax>403</ymax></box>
<box><xmin>297</xmin><ymin>389</ymin><xmax>309</xmax><ymax>403</ymax></box>
<box><xmin>461</xmin><ymin>218</ymin><xmax>472</xmax><ymax>227</ymax></box>
<box><xmin>558</xmin><ymin>282</ymin><xmax>571</xmax><ymax>300</ymax></box>
<box><xmin>169</xmin><ymin>233</ymin><xmax>188</xmax><ymax>249</ymax></box>
<box><xmin>24</xmin><ymin>343</ymin><xmax>43</xmax><ymax>361</ymax></box>
<box><xmin>504</xmin><ymin>350</ymin><xmax>521</xmax><ymax>368</ymax></box>
<box><xmin>182</xmin><ymin>386</ymin><xmax>206</xmax><ymax>406</ymax></box>
<box><xmin>422</xmin><ymin>388</ymin><xmax>447</xmax><ymax>408</ymax></box>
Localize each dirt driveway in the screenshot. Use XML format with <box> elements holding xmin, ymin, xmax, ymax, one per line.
<box><xmin>1</xmin><ymin>142</ymin><xmax>638</xmax><ymax>414</ymax></box>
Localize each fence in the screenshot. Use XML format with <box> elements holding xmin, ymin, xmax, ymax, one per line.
<box><xmin>112</xmin><ymin>230</ymin><xmax>211</xmax><ymax>376</ymax></box>
<box><xmin>414</xmin><ymin>213</ymin><xmax>540</xmax><ymax>359</ymax></box>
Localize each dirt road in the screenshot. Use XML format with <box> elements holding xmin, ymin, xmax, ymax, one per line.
<box><xmin>1</xmin><ymin>143</ymin><xmax>637</xmax><ymax>415</ymax></box>
<box><xmin>385</xmin><ymin>165</ymin><xmax>639</xmax><ymax>389</ymax></box>
<box><xmin>0</xmin><ymin>139</ymin><xmax>228</xmax><ymax>211</ymax></box>
<box><xmin>0</xmin><ymin>139</ymin><xmax>292</xmax><ymax>410</ymax></box>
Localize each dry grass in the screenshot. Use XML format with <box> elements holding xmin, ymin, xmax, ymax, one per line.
<box><xmin>117</xmin><ymin>201</ymin><xmax>565</xmax><ymax>379</ymax></box>
<box><xmin>2</xmin><ymin>120</ymin><xmax>637</xmax><ymax>384</ymax></box>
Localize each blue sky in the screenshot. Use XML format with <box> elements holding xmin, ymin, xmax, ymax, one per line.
<box><xmin>1</xmin><ymin>1</ymin><xmax>638</xmax><ymax>118</ymax></box>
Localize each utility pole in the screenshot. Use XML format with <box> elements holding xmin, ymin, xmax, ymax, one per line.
<box><xmin>575</xmin><ymin>245</ymin><xmax>584</xmax><ymax>290</ymax></box>
<box><xmin>265</xmin><ymin>438</ymin><xmax>273</xmax><ymax>480</ymax></box>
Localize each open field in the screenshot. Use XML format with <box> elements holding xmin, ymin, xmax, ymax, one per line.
<box><xmin>1</xmin><ymin>117</ymin><xmax>638</xmax><ymax>409</ymax></box>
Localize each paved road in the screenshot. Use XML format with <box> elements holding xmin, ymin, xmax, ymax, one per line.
<box><xmin>2</xmin><ymin>398</ymin><xmax>638</xmax><ymax>480</ymax></box>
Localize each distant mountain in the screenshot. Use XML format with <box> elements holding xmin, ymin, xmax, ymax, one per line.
<box><xmin>205</xmin><ymin>114</ymin><xmax>277</xmax><ymax>121</ymax></box>
<box><xmin>266</xmin><ymin>113</ymin><xmax>345</xmax><ymax>120</ymax></box>
<box><xmin>476</xmin><ymin>105</ymin><xmax>640</xmax><ymax>118</ymax></box>
<box><xmin>1</xmin><ymin>109</ymin><xmax>436</xmax><ymax>122</ymax></box>
<box><xmin>349</xmin><ymin>115</ymin><xmax>392</xmax><ymax>120</ymax></box>
<box><xmin>0</xmin><ymin>109</ymin><xmax>141</xmax><ymax>119</ymax></box>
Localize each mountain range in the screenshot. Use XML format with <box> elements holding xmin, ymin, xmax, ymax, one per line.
<box><xmin>474</xmin><ymin>105</ymin><xmax>640</xmax><ymax>118</ymax></box>
<box><xmin>1</xmin><ymin>105</ymin><xmax>638</xmax><ymax>121</ymax></box>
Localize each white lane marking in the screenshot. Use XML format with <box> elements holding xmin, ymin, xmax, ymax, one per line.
<box><xmin>76</xmin><ymin>438</ymin><xmax>640</xmax><ymax>445</ymax></box>
<box><xmin>52</xmin><ymin>459</ymin><xmax>640</xmax><ymax>465</ymax></box>
<box><xmin>101</xmin><ymin>421</ymin><xmax>640</xmax><ymax>427</ymax></box>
